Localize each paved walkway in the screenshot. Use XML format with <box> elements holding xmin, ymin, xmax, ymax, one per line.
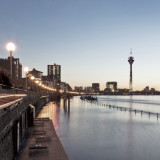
<box><xmin>16</xmin><ymin>118</ymin><xmax>69</xmax><ymax>160</ymax></box>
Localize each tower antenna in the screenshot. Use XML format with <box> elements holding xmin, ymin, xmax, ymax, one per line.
<box><xmin>130</xmin><ymin>48</ymin><xmax>132</xmax><ymax>55</ymax></box>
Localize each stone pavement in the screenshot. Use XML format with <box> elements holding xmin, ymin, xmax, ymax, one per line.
<box><xmin>16</xmin><ymin>118</ymin><xmax>69</xmax><ymax>160</ymax></box>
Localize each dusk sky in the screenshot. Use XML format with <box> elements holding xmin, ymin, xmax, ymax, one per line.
<box><xmin>1</xmin><ymin>0</ymin><xmax>160</xmax><ymax>90</ymax></box>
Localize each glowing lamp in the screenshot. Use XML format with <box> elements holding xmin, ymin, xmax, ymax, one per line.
<box><xmin>35</xmin><ymin>80</ymin><xmax>39</xmax><ymax>84</ymax></box>
<box><xmin>6</xmin><ymin>42</ymin><xmax>15</xmax><ymax>51</ymax></box>
<box><xmin>24</xmin><ymin>67</ymin><xmax>29</xmax><ymax>73</ymax></box>
<box><xmin>31</xmin><ymin>76</ymin><xmax>35</xmax><ymax>80</ymax></box>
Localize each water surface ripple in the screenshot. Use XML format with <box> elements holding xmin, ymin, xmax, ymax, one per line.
<box><xmin>38</xmin><ymin>96</ymin><xmax>160</xmax><ymax>160</ymax></box>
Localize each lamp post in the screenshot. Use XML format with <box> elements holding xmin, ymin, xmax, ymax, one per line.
<box><xmin>39</xmin><ymin>83</ymin><xmax>42</xmax><ymax>92</ymax></box>
<box><xmin>24</xmin><ymin>67</ymin><xmax>29</xmax><ymax>90</ymax></box>
<box><xmin>35</xmin><ymin>80</ymin><xmax>39</xmax><ymax>92</ymax></box>
<box><xmin>6</xmin><ymin>42</ymin><xmax>15</xmax><ymax>80</ymax></box>
<box><xmin>31</xmin><ymin>76</ymin><xmax>35</xmax><ymax>90</ymax></box>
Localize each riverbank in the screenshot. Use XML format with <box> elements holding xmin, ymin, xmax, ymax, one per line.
<box><xmin>16</xmin><ymin>117</ymin><xmax>69</xmax><ymax>160</ymax></box>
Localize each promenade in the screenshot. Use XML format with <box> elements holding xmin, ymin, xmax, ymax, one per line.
<box><xmin>16</xmin><ymin>118</ymin><xmax>69</xmax><ymax>160</ymax></box>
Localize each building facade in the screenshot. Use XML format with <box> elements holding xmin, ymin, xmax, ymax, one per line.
<box><xmin>28</xmin><ymin>68</ymin><xmax>43</xmax><ymax>78</ymax></box>
<box><xmin>0</xmin><ymin>57</ymin><xmax>22</xmax><ymax>86</ymax></box>
<box><xmin>48</xmin><ymin>64</ymin><xmax>61</xmax><ymax>83</ymax></box>
<box><xmin>74</xmin><ymin>86</ymin><xmax>83</xmax><ymax>91</ymax></box>
<box><xmin>106</xmin><ymin>82</ymin><xmax>117</xmax><ymax>92</ymax></box>
<box><xmin>92</xmin><ymin>83</ymin><xmax>100</xmax><ymax>92</ymax></box>
<box><xmin>84</xmin><ymin>86</ymin><xmax>92</xmax><ymax>92</ymax></box>
<box><xmin>143</xmin><ymin>86</ymin><xmax>149</xmax><ymax>92</ymax></box>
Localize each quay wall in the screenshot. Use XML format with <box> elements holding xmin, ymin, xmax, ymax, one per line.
<box><xmin>0</xmin><ymin>90</ymin><xmax>56</xmax><ymax>160</ymax></box>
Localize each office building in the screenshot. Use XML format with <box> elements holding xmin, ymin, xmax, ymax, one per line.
<box><xmin>144</xmin><ymin>86</ymin><xmax>149</xmax><ymax>92</ymax></box>
<box><xmin>106</xmin><ymin>82</ymin><xmax>117</xmax><ymax>92</ymax></box>
<box><xmin>0</xmin><ymin>56</ymin><xmax>22</xmax><ymax>82</ymax></box>
<box><xmin>84</xmin><ymin>86</ymin><xmax>92</xmax><ymax>92</ymax></box>
<box><xmin>48</xmin><ymin>63</ymin><xmax>61</xmax><ymax>82</ymax></box>
<box><xmin>92</xmin><ymin>83</ymin><xmax>100</xmax><ymax>92</ymax></box>
<box><xmin>74</xmin><ymin>86</ymin><xmax>83</xmax><ymax>91</ymax></box>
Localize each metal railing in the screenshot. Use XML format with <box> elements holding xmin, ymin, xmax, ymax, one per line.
<box><xmin>83</xmin><ymin>99</ymin><xmax>160</xmax><ymax>120</ymax></box>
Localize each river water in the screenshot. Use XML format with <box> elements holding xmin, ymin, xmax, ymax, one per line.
<box><xmin>38</xmin><ymin>96</ymin><xmax>160</xmax><ymax>160</ymax></box>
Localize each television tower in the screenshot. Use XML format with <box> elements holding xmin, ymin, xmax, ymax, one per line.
<box><xmin>128</xmin><ymin>49</ymin><xmax>134</xmax><ymax>92</ymax></box>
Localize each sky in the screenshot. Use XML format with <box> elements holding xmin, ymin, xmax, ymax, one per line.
<box><xmin>0</xmin><ymin>0</ymin><xmax>160</xmax><ymax>90</ymax></box>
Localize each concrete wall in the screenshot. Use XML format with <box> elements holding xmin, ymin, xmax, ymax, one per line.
<box><xmin>0</xmin><ymin>91</ymin><xmax>52</xmax><ymax>160</ymax></box>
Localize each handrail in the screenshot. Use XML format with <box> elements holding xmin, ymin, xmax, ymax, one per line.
<box><xmin>0</xmin><ymin>94</ymin><xmax>26</xmax><ymax>99</ymax></box>
<box><xmin>0</xmin><ymin>98</ymin><xmax>23</xmax><ymax>110</ymax></box>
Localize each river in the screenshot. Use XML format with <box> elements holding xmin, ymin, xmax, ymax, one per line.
<box><xmin>38</xmin><ymin>95</ymin><xmax>160</xmax><ymax>160</ymax></box>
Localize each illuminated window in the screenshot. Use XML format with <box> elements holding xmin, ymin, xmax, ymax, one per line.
<box><xmin>57</xmin><ymin>67</ymin><xmax>59</xmax><ymax>74</ymax></box>
<box><xmin>53</xmin><ymin>67</ymin><xmax>55</xmax><ymax>75</ymax></box>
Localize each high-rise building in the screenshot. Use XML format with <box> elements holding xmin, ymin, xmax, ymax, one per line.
<box><xmin>0</xmin><ymin>56</ymin><xmax>22</xmax><ymax>82</ymax></box>
<box><xmin>48</xmin><ymin>63</ymin><xmax>61</xmax><ymax>82</ymax></box>
<box><xmin>150</xmin><ymin>88</ymin><xmax>155</xmax><ymax>92</ymax></box>
<box><xmin>106</xmin><ymin>82</ymin><xmax>117</xmax><ymax>92</ymax></box>
<box><xmin>128</xmin><ymin>49</ymin><xmax>134</xmax><ymax>92</ymax></box>
<box><xmin>144</xmin><ymin>86</ymin><xmax>149</xmax><ymax>92</ymax></box>
<box><xmin>74</xmin><ymin>86</ymin><xmax>83</xmax><ymax>91</ymax></box>
<box><xmin>92</xmin><ymin>83</ymin><xmax>100</xmax><ymax>92</ymax></box>
<box><xmin>84</xmin><ymin>86</ymin><xmax>92</xmax><ymax>92</ymax></box>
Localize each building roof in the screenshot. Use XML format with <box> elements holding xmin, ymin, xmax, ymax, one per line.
<box><xmin>29</xmin><ymin>68</ymin><xmax>43</xmax><ymax>73</ymax></box>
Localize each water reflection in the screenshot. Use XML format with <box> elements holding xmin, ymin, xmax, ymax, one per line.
<box><xmin>127</xmin><ymin>95</ymin><xmax>134</xmax><ymax>159</ymax></box>
<box><xmin>38</xmin><ymin>102</ymin><xmax>60</xmax><ymax>130</ymax></box>
<box><xmin>62</xmin><ymin>98</ymin><xmax>70</xmax><ymax>120</ymax></box>
<box><xmin>38</xmin><ymin>96</ymin><xmax>160</xmax><ymax>160</ymax></box>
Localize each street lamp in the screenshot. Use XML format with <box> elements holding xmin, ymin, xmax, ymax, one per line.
<box><xmin>34</xmin><ymin>80</ymin><xmax>39</xmax><ymax>92</ymax></box>
<box><xmin>35</xmin><ymin>80</ymin><xmax>39</xmax><ymax>84</ymax></box>
<box><xmin>31</xmin><ymin>76</ymin><xmax>35</xmax><ymax>80</ymax></box>
<box><xmin>24</xmin><ymin>67</ymin><xmax>29</xmax><ymax>90</ymax></box>
<box><xmin>6</xmin><ymin>42</ymin><xmax>15</xmax><ymax>80</ymax></box>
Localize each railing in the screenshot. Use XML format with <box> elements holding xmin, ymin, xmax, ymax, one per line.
<box><xmin>0</xmin><ymin>83</ymin><xmax>88</xmax><ymax>97</ymax></box>
<box><xmin>83</xmin><ymin>99</ymin><xmax>160</xmax><ymax>120</ymax></box>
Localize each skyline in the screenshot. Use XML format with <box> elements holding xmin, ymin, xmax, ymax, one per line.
<box><xmin>1</xmin><ymin>0</ymin><xmax>160</xmax><ymax>90</ymax></box>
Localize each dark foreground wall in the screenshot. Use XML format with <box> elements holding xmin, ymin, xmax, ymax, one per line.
<box><xmin>0</xmin><ymin>92</ymin><xmax>53</xmax><ymax>160</ymax></box>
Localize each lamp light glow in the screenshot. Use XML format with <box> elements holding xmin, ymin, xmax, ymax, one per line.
<box><xmin>6</xmin><ymin>42</ymin><xmax>15</xmax><ymax>51</ymax></box>
<box><xmin>35</xmin><ymin>80</ymin><xmax>39</xmax><ymax>84</ymax></box>
<box><xmin>31</xmin><ymin>76</ymin><xmax>35</xmax><ymax>80</ymax></box>
<box><xmin>24</xmin><ymin>67</ymin><xmax>29</xmax><ymax>73</ymax></box>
